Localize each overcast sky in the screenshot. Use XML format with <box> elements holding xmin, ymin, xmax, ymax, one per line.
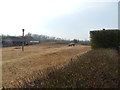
<box><xmin>0</xmin><ymin>0</ymin><xmax>119</xmax><ymax>40</ymax></box>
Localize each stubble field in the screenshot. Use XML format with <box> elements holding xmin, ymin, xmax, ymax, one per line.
<box><xmin>2</xmin><ymin>42</ymin><xmax>91</xmax><ymax>88</ymax></box>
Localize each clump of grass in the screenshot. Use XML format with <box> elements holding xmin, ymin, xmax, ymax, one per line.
<box><xmin>24</xmin><ymin>48</ymin><xmax>119</xmax><ymax>88</ymax></box>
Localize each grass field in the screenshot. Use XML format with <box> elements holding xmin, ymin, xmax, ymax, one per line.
<box><xmin>24</xmin><ymin>48</ymin><xmax>119</xmax><ymax>88</ymax></box>
<box><xmin>2</xmin><ymin>42</ymin><xmax>91</xmax><ymax>88</ymax></box>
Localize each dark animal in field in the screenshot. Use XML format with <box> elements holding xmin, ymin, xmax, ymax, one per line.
<box><xmin>68</xmin><ymin>43</ymin><xmax>75</xmax><ymax>46</ymax></box>
<box><xmin>14</xmin><ymin>46</ymin><xmax>21</xmax><ymax>49</ymax></box>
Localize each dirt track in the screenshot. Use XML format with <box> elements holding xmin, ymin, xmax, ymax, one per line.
<box><xmin>2</xmin><ymin>42</ymin><xmax>91</xmax><ymax>88</ymax></box>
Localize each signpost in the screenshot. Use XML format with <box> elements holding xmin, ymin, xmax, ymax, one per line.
<box><xmin>22</xmin><ymin>29</ymin><xmax>25</xmax><ymax>51</ymax></box>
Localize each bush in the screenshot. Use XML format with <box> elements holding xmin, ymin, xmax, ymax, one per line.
<box><xmin>90</xmin><ymin>30</ymin><xmax>120</xmax><ymax>49</ymax></box>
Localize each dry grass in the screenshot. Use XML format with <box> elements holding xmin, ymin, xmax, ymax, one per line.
<box><xmin>2</xmin><ymin>42</ymin><xmax>91</xmax><ymax>88</ymax></box>
<box><xmin>25</xmin><ymin>48</ymin><xmax>119</xmax><ymax>88</ymax></box>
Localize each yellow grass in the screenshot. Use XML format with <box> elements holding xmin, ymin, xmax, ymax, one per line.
<box><xmin>2</xmin><ymin>42</ymin><xmax>91</xmax><ymax>88</ymax></box>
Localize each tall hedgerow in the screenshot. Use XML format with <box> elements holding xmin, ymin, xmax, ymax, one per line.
<box><xmin>90</xmin><ymin>30</ymin><xmax>120</xmax><ymax>49</ymax></box>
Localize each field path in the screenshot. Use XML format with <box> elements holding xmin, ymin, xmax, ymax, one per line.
<box><xmin>2</xmin><ymin>42</ymin><xmax>91</xmax><ymax>88</ymax></box>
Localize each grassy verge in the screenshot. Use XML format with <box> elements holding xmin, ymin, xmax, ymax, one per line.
<box><xmin>24</xmin><ymin>48</ymin><xmax>119</xmax><ymax>88</ymax></box>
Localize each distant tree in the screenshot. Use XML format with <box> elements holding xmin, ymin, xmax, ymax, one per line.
<box><xmin>79</xmin><ymin>40</ymin><xmax>90</xmax><ymax>45</ymax></box>
<box><xmin>73</xmin><ymin>39</ymin><xmax>79</xmax><ymax>43</ymax></box>
<box><xmin>25</xmin><ymin>33</ymin><xmax>32</xmax><ymax>37</ymax></box>
<box><xmin>20</xmin><ymin>33</ymin><xmax>70</xmax><ymax>43</ymax></box>
<box><xmin>25</xmin><ymin>33</ymin><xmax>34</xmax><ymax>41</ymax></box>
<box><xmin>103</xmin><ymin>28</ymin><xmax>105</xmax><ymax>30</ymax></box>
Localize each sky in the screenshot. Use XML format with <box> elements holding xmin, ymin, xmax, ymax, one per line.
<box><xmin>118</xmin><ymin>1</ymin><xmax>120</xmax><ymax>29</ymax></box>
<box><xmin>0</xmin><ymin>0</ymin><xmax>119</xmax><ymax>40</ymax></box>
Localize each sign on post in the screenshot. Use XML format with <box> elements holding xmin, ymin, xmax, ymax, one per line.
<box><xmin>22</xmin><ymin>29</ymin><xmax>25</xmax><ymax>51</ymax></box>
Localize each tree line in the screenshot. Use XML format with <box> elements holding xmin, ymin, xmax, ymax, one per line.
<box><xmin>0</xmin><ymin>33</ymin><xmax>90</xmax><ymax>45</ymax></box>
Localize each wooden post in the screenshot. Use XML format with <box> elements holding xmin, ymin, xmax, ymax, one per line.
<box><xmin>22</xmin><ymin>29</ymin><xmax>25</xmax><ymax>51</ymax></box>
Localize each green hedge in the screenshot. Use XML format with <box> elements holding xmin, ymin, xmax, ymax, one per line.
<box><xmin>90</xmin><ymin>30</ymin><xmax>120</xmax><ymax>49</ymax></box>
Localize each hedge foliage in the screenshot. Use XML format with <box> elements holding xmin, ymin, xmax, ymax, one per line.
<box><xmin>90</xmin><ymin>30</ymin><xmax>120</xmax><ymax>49</ymax></box>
